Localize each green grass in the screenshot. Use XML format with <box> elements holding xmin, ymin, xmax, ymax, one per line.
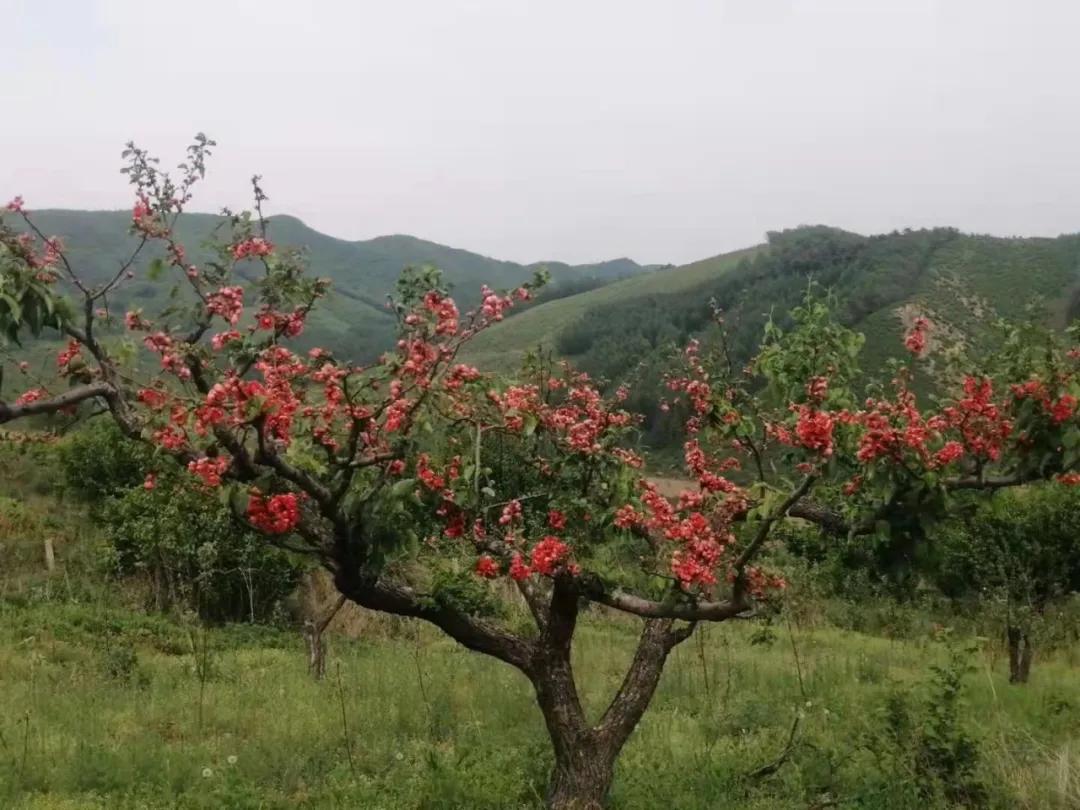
<box><xmin>1</xmin><ymin>449</ymin><xmax>1079</xmax><ymax>808</ymax></box>
<box><xmin>0</xmin><ymin>594</ymin><xmax>1078</xmax><ymax>809</ymax></box>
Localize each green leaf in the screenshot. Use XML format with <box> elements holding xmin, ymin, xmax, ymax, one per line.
<box><xmin>391</xmin><ymin>478</ymin><xmax>416</xmax><ymax>498</ymax></box>
<box><xmin>147</xmin><ymin>258</ymin><xmax>165</xmax><ymax>281</ymax></box>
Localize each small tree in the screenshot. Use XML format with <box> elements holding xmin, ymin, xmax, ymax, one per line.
<box><xmin>3</xmin><ymin>139</ymin><xmax>1079</xmax><ymax>807</ymax></box>
<box><xmin>933</xmin><ymin>485</ymin><xmax>1080</xmax><ymax>682</ymax></box>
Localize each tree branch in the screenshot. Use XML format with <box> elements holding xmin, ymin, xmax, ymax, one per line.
<box><xmin>339</xmin><ymin>575</ymin><xmax>536</xmax><ymax>674</ymax></box>
<box><xmin>0</xmin><ymin>382</ymin><xmax>112</xmax><ymax>424</ymax></box>
<box><xmin>589</xmin><ymin>587</ymin><xmax>751</xmax><ymax>621</ymax></box>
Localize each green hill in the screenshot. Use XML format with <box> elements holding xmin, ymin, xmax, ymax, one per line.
<box><xmin>10</xmin><ymin>210</ymin><xmax>653</xmax><ymax>361</ymax></box>
<box><xmin>466</xmin><ymin>225</ymin><xmax>1080</xmax><ymax>446</ymax></box>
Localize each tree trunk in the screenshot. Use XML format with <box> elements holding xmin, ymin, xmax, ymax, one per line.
<box><xmin>533</xmin><ymin>658</ymin><xmax>617</xmax><ymax>809</ymax></box>
<box><xmin>547</xmin><ymin>740</ymin><xmax>615</xmax><ymax>810</ymax></box>
<box><xmin>303</xmin><ymin>619</ymin><xmax>328</xmax><ymax>680</ymax></box>
<box><xmin>1007</xmin><ymin>625</ymin><xmax>1033</xmax><ymax>683</ymax></box>
<box><xmin>534</xmin><ymin>618</ymin><xmax>686</xmax><ymax>808</ymax></box>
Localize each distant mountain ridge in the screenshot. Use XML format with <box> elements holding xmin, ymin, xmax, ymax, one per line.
<box><xmin>12</xmin><ymin>210</ymin><xmax>657</xmax><ymax>360</ymax></box>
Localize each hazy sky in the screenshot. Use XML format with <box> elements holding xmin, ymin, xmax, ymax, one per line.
<box><xmin>5</xmin><ymin>0</ymin><xmax>1080</xmax><ymax>265</ymax></box>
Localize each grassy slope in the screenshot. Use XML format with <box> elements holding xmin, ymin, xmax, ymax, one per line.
<box><xmin>464</xmin><ymin>245</ymin><xmax>764</xmax><ymax>370</ymax></box>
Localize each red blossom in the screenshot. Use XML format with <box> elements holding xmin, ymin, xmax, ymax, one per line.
<box><xmin>475</xmin><ymin>555</ymin><xmax>499</xmax><ymax>579</ymax></box>
<box><xmin>530</xmin><ymin>536</ymin><xmax>570</xmax><ymax>576</ymax></box>
<box><xmin>509</xmin><ymin>553</ymin><xmax>532</xmax><ymax>580</ymax></box>
<box><xmin>247</xmin><ymin>490</ymin><xmax>300</xmax><ymax>534</ymax></box>
<box><xmin>232</xmin><ymin>237</ymin><xmax>274</xmax><ymax>260</ymax></box>
<box><xmin>14</xmin><ymin>388</ymin><xmax>45</xmax><ymax>406</ymax></box>
<box><xmin>187</xmin><ymin>456</ymin><xmax>230</xmax><ymax>487</ymax></box>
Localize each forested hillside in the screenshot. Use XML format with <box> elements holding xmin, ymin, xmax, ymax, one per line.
<box><xmin>467</xmin><ymin>225</ymin><xmax>1080</xmax><ymax>445</ymax></box>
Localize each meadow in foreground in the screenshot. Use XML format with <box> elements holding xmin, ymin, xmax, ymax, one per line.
<box><xmin>1</xmin><ymin>592</ymin><xmax>1078</xmax><ymax>810</ymax></box>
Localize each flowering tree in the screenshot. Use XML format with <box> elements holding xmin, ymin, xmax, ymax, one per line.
<box><xmin>3</xmin><ymin>139</ymin><xmax>1079</xmax><ymax>808</ymax></box>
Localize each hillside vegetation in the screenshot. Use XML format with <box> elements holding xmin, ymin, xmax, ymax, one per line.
<box><xmin>12</xmin><ymin>210</ymin><xmax>653</xmax><ymax>362</ymax></box>
<box><xmin>467</xmin><ymin>226</ymin><xmax>1080</xmax><ymax>445</ymax></box>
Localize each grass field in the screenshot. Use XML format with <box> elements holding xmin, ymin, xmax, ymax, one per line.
<box><xmin>1</xmin><ymin>589</ymin><xmax>1078</xmax><ymax>809</ymax></box>
<box><xmin>1</xmin><ymin>423</ymin><xmax>1079</xmax><ymax>809</ymax></box>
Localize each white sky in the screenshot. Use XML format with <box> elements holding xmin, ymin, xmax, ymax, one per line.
<box><xmin>4</xmin><ymin>0</ymin><xmax>1080</xmax><ymax>265</ymax></box>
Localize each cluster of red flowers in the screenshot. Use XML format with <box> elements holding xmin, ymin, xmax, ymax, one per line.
<box><xmin>142</xmin><ymin>331</ymin><xmax>191</xmax><ymax>380</ymax></box>
<box><xmin>254</xmin><ymin>307</ymin><xmax>306</xmax><ymax>337</ymax></box>
<box><xmin>547</xmin><ymin>509</ymin><xmax>566</xmax><ymax>530</ymax></box>
<box><xmin>187</xmin><ymin>456</ymin><xmax>230</xmax><ymax>487</ymax></box>
<box><xmin>423</xmin><ymin>291</ymin><xmax>460</xmax><ymax>335</ymax></box>
<box><xmin>613</xmin><ymin>478</ymin><xmax>745</xmax><ymax>590</ymax></box>
<box><xmin>498</xmin><ymin>499</ymin><xmax>523</xmax><ymax>526</ymax></box>
<box><xmin>6</xmin><ymin>195</ymin><xmax>25</xmax><ymax>213</ymax></box>
<box><xmin>529</xmin><ymin>536</ymin><xmax>570</xmax><ymax>576</ymax></box>
<box><xmin>475</xmin><ymin>555</ymin><xmax>499</xmax><ymax>578</ymax></box>
<box><xmin>232</xmin><ymin>237</ymin><xmax>274</xmax><ymax>260</ymax></box>
<box><xmin>479</xmin><ymin>285</ymin><xmax>515</xmax><ymax>321</ymax></box>
<box><xmin>487</xmin><ymin>373</ymin><xmax>635</xmax><ymax>457</ymax></box>
<box><xmin>14</xmin><ymin>388</ymin><xmax>45</xmax><ymax>407</ymax></box>
<box><xmin>206</xmin><ymin>286</ymin><xmax>245</xmax><ymax>325</ymax></box>
<box><xmin>247</xmin><ymin>490</ymin><xmax>300</xmax><ymax>534</ymax></box>
<box><xmin>56</xmin><ymin>340</ymin><xmax>82</xmax><ymax>370</ymax></box>
<box><xmin>1010</xmin><ymin>377</ymin><xmax>1077</xmax><ymax>425</ymax></box>
<box><xmin>124</xmin><ymin>310</ymin><xmax>151</xmax><ymax>331</ymax></box>
<box><xmin>792</xmin><ymin>405</ymin><xmax>835</xmax><ymax>457</ymax></box>
<box><xmin>940</xmin><ymin>376</ymin><xmax>1013</xmax><ymax>462</ymax></box>
<box><xmin>416</xmin><ymin>454</ymin><xmax>446</xmax><ymax>491</ymax></box>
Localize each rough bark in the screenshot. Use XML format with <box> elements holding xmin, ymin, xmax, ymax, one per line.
<box><xmin>1007</xmin><ymin>625</ymin><xmax>1033</xmax><ymax>684</ymax></box>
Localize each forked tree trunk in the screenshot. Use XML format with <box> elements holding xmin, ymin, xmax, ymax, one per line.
<box><xmin>533</xmin><ymin>657</ymin><xmax>617</xmax><ymax>809</ymax></box>
<box><xmin>1007</xmin><ymin>625</ymin><xmax>1033</xmax><ymax>684</ymax></box>
<box><xmin>534</xmin><ymin>619</ymin><xmax>684</xmax><ymax>809</ymax></box>
<box><xmin>334</xmin><ymin>572</ymin><xmax>691</xmax><ymax>809</ymax></box>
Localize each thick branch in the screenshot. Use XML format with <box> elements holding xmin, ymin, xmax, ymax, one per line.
<box><xmin>596</xmin><ymin>618</ymin><xmax>688</xmax><ymax>749</ymax></box>
<box><xmin>339</xmin><ymin>574</ymin><xmax>536</xmax><ymax>674</ymax></box>
<box><xmin>0</xmin><ymin>382</ymin><xmax>112</xmax><ymax>424</ymax></box>
<box><xmin>590</xmin><ymin>587</ymin><xmax>750</xmax><ymax>621</ymax></box>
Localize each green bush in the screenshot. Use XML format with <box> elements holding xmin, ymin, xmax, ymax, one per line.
<box><xmin>59</xmin><ymin>422</ymin><xmax>302</xmax><ymax>623</ymax></box>
<box><xmin>99</xmin><ymin>480</ymin><xmax>301</xmax><ymax>622</ymax></box>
